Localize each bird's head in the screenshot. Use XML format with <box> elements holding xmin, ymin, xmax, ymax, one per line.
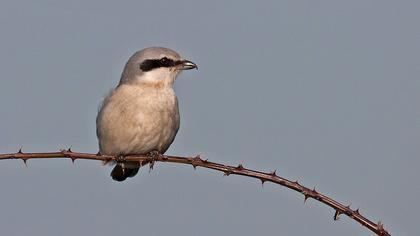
<box><xmin>119</xmin><ymin>47</ymin><xmax>197</xmax><ymax>87</ymax></box>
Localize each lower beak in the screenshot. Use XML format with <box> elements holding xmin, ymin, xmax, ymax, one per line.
<box><xmin>178</xmin><ymin>60</ymin><xmax>198</xmax><ymax>70</ymax></box>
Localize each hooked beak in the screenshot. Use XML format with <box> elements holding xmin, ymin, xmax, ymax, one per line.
<box><xmin>177</xmin><ymin>60</ymin><xmax>198</xmax><ymax>70</ymax></box>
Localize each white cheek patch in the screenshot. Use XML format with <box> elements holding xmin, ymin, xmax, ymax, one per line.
<box><xmin>136</xmin><ymin>68</ymin><xmax>177</xmax><ymax>85</ymax></box>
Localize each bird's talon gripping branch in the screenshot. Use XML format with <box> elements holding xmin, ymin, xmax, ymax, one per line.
<box><xmin>116</xmin><ymin>155</ymin><xmax>126</xmax><ymax>162</ymax></box>
<box><xmin>147</xmin><ymin>151</ymin><xmax>161</xmax><ymax>170</ymax></box>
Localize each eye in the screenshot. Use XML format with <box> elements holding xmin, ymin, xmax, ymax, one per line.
<box><xmin>159</xmin><ymin>57</ymin><xmax>172</xmax><ymax>66</ymax></box>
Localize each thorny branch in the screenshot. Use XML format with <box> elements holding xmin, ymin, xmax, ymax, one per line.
<box><xmin>0</xmin><ymin>149</ymin><xmax>391</xmax><ymax>236</ymax></box>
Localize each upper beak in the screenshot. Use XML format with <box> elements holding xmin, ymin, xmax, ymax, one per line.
<box><xmin>178</xmin><ymin>60</ymin><xmax>198</xmax><ymax>70</ymax></box>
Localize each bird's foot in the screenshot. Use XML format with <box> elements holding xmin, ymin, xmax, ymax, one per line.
<box><xmin>147</xmin><ymin>151</ymin><xmax>161</xmax><ymax>171</ymax></box>
<box><xmin>116</xmin><ymin>155</ymin><xmax>126</xmax><ymax>162</ymax></box>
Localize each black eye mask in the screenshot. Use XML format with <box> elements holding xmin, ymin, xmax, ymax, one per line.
<box><xmin>140</xmin><ymin>57</ymin><xmax>177</xmax><ymax>71</ymax></box>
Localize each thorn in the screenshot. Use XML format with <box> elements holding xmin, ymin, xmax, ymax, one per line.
<box><xmin>191</xmin><ymin>155</ymin><xmax>203</xmax><ymax>169</ymax></box>
<box><xmin>304</xmin><ymin>194</ymin><xmax>310</xmax><ymax>203</ymax></box>
<box><xmin>270</xmin><ymin>169</ymin><xmax>277</xmax><ymax>176</ymax></box>
<box><xmin>344</xmin><ymin>204</ymin><xmax>353</xmax><ymax>215</ymax></box>
<box><xmin>96</xmin><ymin>151</ymin><xmax>101</xmax><ymax>156</ymax></box>
<box><xmin>334</xmin><ymin>210</ymin><xmax>342</xmax><ymax>220</ymax></box>
<box><xmin>67</xmin><ymin>146</ymin><xmax>72</xmax><ymax>152</ymax></box>
<box><xmin>312</xmin><ymin>186</ymin><xmax>317</xmax><ymax>193</ymax></box>
<box><xmin>303</xmin><ymin>191</ymin><xmax>310</xmax><ymax>203</ymax></box>
<box><xmin>193</xmin><ymin>155</ymin><xmax>202</xmax><ymax>161</ymax></box>
<box><xmin>377</xmin><ymin>221</ymin><xmax>384</xmax><ymax>230</ymax></box>
<box><xmin>70</xmin><ymin>157</ymin><xmax>77</xmax><ymax>164</ymax></box>
<box><xmin>193</xmin><ymin>154</ymin><xmax>205</xmax><ymax>162</ymax></box>
<box><xmin>203</xmin><ymin>159</ymin><xmax>208</xmax><ymax>163</ymax></box>
<box><xmin>17</xmin><ymin>147</ymin><xmax>23</xmax><ymax>154</ymax></box>
<box><xmin>22</xmin><ymin>158</ymin><xmax>28</xmax><ymax>167</ymax></box>
<box><xmin>354</xmin><ymin>208</ymin><xmax>360</xmax><ymax>214</ymax></box>
<box><xmin>223</xmin><ymin>168</ymin><xmax>232</xmax><ymax>176</ymax></box>
<box><xmin>236</xmin><ymin>164</ymin><xmax>244</xmax><ymax>170</ymax></box>
<box><xmin>294</xmin><ymin>180</ymin><xmax>300</xmax><ymax>185</ymax></box>
<box><xmin>260</xmin><ymin>179</ymin><xmax>266</xmax><ymax>187</ymax></box>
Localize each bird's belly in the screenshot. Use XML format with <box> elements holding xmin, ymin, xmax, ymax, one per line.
<box><xmin>97</xmin><ymin>87</ymin><xmax>179</xmax><ymax>156</ymax></box>
<box><xmin>129</xmin><ymin>110</ymin><xmax>179</xmax><ymax>154</ymax></box>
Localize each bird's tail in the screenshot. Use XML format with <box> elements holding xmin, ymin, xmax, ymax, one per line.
<box><xmin>110</xmin><ymin>161</ymin><xmax>144</xmax><ymax>182</ymax></box>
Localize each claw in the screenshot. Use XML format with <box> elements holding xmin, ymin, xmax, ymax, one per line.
<box><xmin>22</xmin><ymin>158</ymin><xmax>28</xmax><ymax>167</ymax></box>
<box><xmin>116</xmin><ymin>155</ymin><xmax>126</xmax><ymax>162</ymax></box>
<box><xmin>147</xmin><ymin>151</ymin><xmax>161</xmax><ymax>171</ymax></box>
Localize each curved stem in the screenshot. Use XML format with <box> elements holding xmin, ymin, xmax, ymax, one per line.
<box><xmin>0</xmin><ymin>150</ymin><xmax>390</xmax><ymax>236</ymax></box>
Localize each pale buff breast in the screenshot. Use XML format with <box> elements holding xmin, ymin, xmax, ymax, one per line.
<box><xmin>97</xmin><ymin>84</ymin><xmax>180</xmax><ymax>155</ymax></box>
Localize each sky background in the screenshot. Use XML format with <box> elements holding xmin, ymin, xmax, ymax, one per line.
<box><xmin>0</xmin><ymin>1</ymin><xmax>419</xmax><ymax>236</ymax></box>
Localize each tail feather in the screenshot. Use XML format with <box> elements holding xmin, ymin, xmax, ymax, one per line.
<box><xmin>110</xmin><ymin>161</ymin><xmax>141</xmax><ymax>182</ymax></box>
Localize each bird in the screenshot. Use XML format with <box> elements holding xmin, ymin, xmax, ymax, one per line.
<box><xmin>96</xmin><ymin>47</ymin><xmax>197</xmax><ymax>181</ymax></box>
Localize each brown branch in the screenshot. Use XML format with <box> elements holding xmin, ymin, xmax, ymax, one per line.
<box><xmin>0</xmin><ymin>149</ymin><xmax>390</xmax><ymax>236</ymax></box>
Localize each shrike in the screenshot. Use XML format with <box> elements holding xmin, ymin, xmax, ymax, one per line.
<box><xmin>96</xmin><ymin>47</ymin><xmax>197</xmax><ymax>181</ymax></box>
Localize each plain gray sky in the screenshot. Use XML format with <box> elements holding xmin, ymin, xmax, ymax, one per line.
<box><xmin>0</xmin><ymin>1</ymin><xmax>419</xmax><ymax>236</ymax></box>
